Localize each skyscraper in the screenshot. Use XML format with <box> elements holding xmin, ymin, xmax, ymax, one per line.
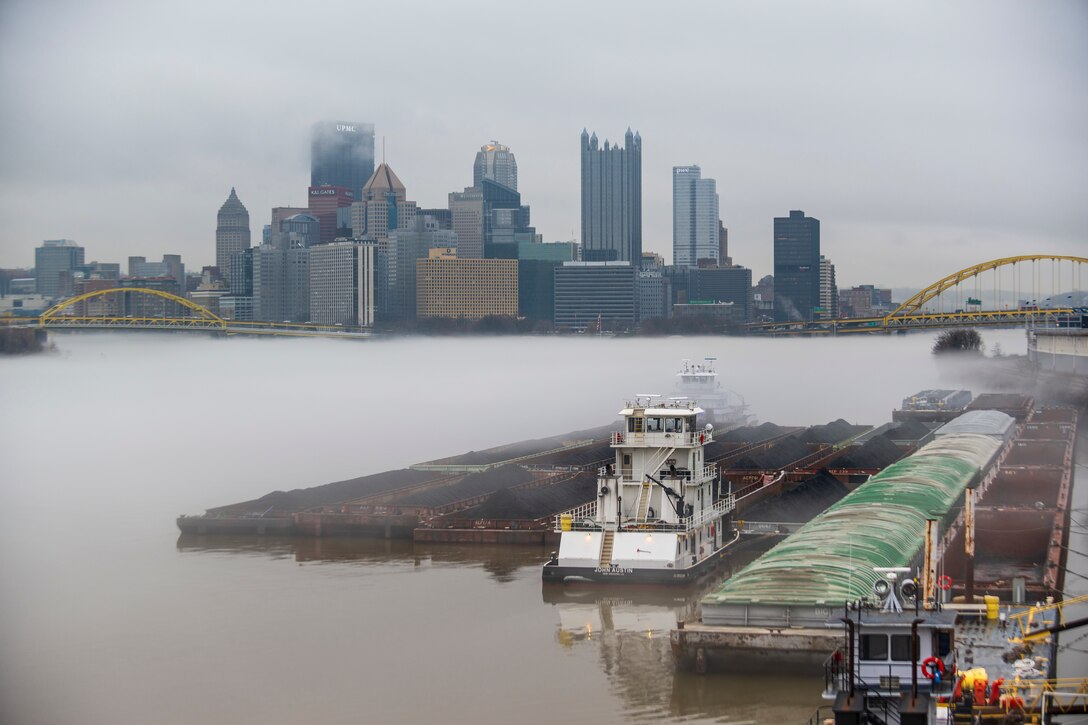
<box><xmin>773</xmin><ymin>210</ymin><xmax>821</xmax><ymax>322</ymax></box>
<box><xmin>310</xmin><ymin>121</ymin><xmax>376</xmax><ymax>201</ymax></box>
<box><xmin>309</xmin><ymin>240</ymin><xmax>376</xmax><ymax>326</ymax></box>
<box><xmin>35</xmin><ymin>239</ymin><xmax>84</xmax><ymax>297</ymax></box>
<box><xmin>473</xmin><ymin>142</ymin><xmax>518</xmax><ymax>190</ymax></box>
<box><xmin>307</xmin><ymin>185</ymin><xmax>355</xmax><ymax>244</ymax></box>
<box><xmin>672</xmin><ymin>165</ymin><xmax>720</xmax><ymax>268</ymax></box>
<box><xmin>351</xmin><ymin>163</ymin><xmax>417</xmax><ymax>243</ymax></box>
<box><xmin>818</xmin><ymin>255</ymin><xmax>838</xmax><ymax>320</ymax></box>
<box><xmin>580</xmin><ymin>128</ymin><xmax>642</xmax><ymax>263</ymax></box>
<box><xmin>216</xmin><ymin>188</ymin><xmax>251</xmax><ymax>283</ymax></box>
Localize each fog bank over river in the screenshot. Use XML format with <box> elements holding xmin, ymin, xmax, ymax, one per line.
<box><xmin>0</xmin><ymin>330</ymin><xmax>1032</xmax><ymax>724</ymax></box>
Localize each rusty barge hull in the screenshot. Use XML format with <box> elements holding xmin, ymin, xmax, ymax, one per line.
<box><xmin>941</xmin><ymin>409</ymin><xmax>1076</xmax><ymax>602</ymax></box>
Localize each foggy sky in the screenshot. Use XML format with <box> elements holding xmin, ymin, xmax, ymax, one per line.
<box><xmin>0</xmin><ymin>0</ymin><xmax>1085</xmax><ymax>287</ymax></box>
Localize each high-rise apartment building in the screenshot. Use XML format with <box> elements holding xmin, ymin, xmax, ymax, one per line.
<box><xmin>773</xmin><ymin>210</ymin><xmax>821</xmax><ymax>322</ymax></box>
<box><xmin>580</xmin><ymin>128</ymin><xmax>642</xmax><ymax>263</ymax></box>
<box><xmin>818</xmin><ymin>255</ymin><xmax>838</xmax><ymax>320</ymax></box>
<box><xmin>672</xmin><ymin>165</ymin><xmax>720</xmax><ymax>268</ymax></box>
<box><xmin>309</xmin><ymin>240</ymin><xmax>376</xmax><ymax>326</ymax></box>
<box><xmin>308</xmin><ymin>185</ymin><xmax>355</xmax><ymax>245</ymax></box>
<box><xmin>473</xmin><ymin>142</ymin><xmax>518</xmax><ymax>190</ymax></box>
<box><xmin>35</xmin><ymin>239</ymin><xmax>85</xmax><ymax>297</ymax></box>
<box><xmin>216</xmin><ymin>188</ymin><xmax>251</xmax><ymax>283</ymax></box>
<box><xmin>310</xmin><ymin>121</ymin><xmax>376</xmax><ymax>201</ymax></box>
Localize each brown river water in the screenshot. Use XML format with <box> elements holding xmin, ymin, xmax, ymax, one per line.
<box><xmin>1</xmin><ymin>329</ymin><xmax>1079</xmax><ymax>724</ymax></box>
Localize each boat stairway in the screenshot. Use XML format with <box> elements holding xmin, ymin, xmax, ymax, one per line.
<box><xmin>636</xmin><ymin>482</ymin><xmax>653</xmax><ymax>521</ymax></box>
<box><xmin>598</xmin><ymin>530</ymin><xmax>615</xmax><ymax>567</ymax></box>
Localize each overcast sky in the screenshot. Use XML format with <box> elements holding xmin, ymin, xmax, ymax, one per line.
<box><xmin>0</xmin><ymin>0</ymin><xmax>1085</xmax><ymax>287</ymax></box>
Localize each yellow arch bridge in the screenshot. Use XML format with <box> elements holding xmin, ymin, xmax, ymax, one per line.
<box><xmin>5</xmin><ymin>287</ymin><xmax>370</xmax><ymax>339</ymax></box>
<box><xmin>749</xmin><ymin>254</ymin><xmax>1088</xmax><ymax>335</ymax></box>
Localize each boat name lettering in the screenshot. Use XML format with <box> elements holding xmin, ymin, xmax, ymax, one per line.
<box><xmin>594</xmin><ymin>566</ymin><xmax>633</xmax><ymax>575</ymax></box>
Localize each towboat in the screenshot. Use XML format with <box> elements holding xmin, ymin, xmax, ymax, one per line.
<box><xmin>674</xmin><ymin>358</ymin><xmax>755</xmax><ymax>430</ymax></box>
<box><xmin>542</xmin><ymin>396</ymin><xmax>736</xmax><ymax>584</ymax></box>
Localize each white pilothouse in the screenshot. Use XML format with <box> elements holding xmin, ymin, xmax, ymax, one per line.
<box><xmin>543</xmin><ymin>396</ymin><xmax>736</xmax><ymax>584</ymax></box>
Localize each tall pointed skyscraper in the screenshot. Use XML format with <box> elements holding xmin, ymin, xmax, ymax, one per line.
<box><xmin>580</xmin><ymin>128</ymin><xmax>642</xmax><ymax>263</ymax></box>
<box><xmin>216</xmin><ymin>188</ymin><xmax>250</xmax><ymax>282</ymax></box>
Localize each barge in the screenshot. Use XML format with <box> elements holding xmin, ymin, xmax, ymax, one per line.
<box><xmin>671</xmin><ymin>405</ymin><xmax>1088</xmax><ymax>722</ymax></box>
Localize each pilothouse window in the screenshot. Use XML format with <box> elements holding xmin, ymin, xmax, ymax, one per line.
<box><xmin>890</xmin><ymin>634</ymin><xmax>919</xmax><ymax>662</ymax></box>
<box><xmin>647</xmin><ymin>417</ymin><xmax>664</xmax><ymax>432</ymax></box>
<box><xmin>859</xmin><ymin>634</ymin><xmax>889</xmax><ymax>661</ymax></box>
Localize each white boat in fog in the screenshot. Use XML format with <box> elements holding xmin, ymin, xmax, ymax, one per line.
<box><xmin>674</xmin><ymin>358</ymin><xmax>755</xmax><ymax>430</ymax></box>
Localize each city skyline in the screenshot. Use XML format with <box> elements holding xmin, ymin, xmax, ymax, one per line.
<box><xmin>0</xmin><ymin>1</ymin><xmax>1085</xmax><ymax>287</ymax></box>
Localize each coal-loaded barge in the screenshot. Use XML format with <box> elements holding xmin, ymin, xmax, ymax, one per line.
<box><xmin>178</xmin><ymin>400</ymin><xmax>951</xmax><ymax>547</ymax></box>
<box><xmin>671</xmin><ymin>404</ymin><xmax>1085</xmax><ymax>722</ymax></box>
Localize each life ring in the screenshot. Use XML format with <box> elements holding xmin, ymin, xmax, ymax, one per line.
<box><xmin>699</xmin><ymin>434</ymin><xmax>705</xmax><ymax>444</ymax></box>
<box><xmin>938</xmin><ymin>575</ymin><xmax>953</xmax><ymax>591</ymax></box>
<box><xmin>921</xmin><ymin>657</ymin><xmax>945</xmax><ymax>680</ymax></box>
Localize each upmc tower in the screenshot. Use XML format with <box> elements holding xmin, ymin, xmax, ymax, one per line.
<box><xmin>311</xmin><ymin>121</ymin><xmax>375</xmax><ymax>201</ymax></box>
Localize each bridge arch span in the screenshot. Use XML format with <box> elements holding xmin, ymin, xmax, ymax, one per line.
<box><xmin>40</xmin><ymin>287</ymin><xmax>227</xmax><ymax>330</ymax></box>
<box><xmin>884</xmin><ymin>254</ymin><xmax>1088</xmax><ymax>323</ymax></box>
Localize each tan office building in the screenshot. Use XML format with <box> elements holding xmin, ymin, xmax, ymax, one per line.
<box><xmin>416</xmin><ymin>251</ymin><xmax>517</xmax><ymax>320</ymax></box>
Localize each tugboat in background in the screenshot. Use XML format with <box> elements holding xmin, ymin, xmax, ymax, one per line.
<box><xmin>675</xmin><ymin>358</ymin><xmax>755</xmax><ymax>431</ymax></box>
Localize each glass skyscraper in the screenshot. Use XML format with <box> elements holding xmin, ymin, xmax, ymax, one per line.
<box><xmin>310</xmin><ymin>121</ymin><xmax>376</xmax><ymax>201</ymax></box>
<box><xmin>580</xmin><ymin>128</ymin><xmax>642</xmax><ymax>263</ymax></box>
<box><xmin>672</xmin><ymin>165</ymin><xmax>720</xmax><ymax>268</ymax></box>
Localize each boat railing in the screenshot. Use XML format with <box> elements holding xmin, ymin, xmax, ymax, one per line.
<box><xmin>554</xmin><ymin>500</ymin><xmax>599</xmax><ymax>531</ymax></box>
<box><xmin>682</xmin><ymin>495</ymin><xmax>735</xmax><ymax>530</ymax></box>
<box><xmin>611</xmin><ymin>430</ymin><xmax>714</xmax><ymax>447</ymax></box>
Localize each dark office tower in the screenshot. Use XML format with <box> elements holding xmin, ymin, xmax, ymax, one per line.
<box><xmin>310</xmin><ymin>121</ymin><xmax>376</xmax><ymax>201</ymax></box>
<box><xmin>216</xmin><ymin>188</ymin><xmax>250</xmax><ymax>283</ymax></box>
<box><xmin>580</xmin><ymin>128</ymin><xmax>642</xmax><ymax>263</ymax></box>
<box><xmin>473</xmin><ymin>142</ymin><xmax>518</xmax><ymax>190</ymax></box>
<box><xmin>773</xmin><ymin>209</ymin><xmax>821</xmax><ymax>322</ymax></box>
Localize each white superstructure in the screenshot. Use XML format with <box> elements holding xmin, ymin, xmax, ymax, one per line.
<box><xmin>544</xmin><ymin>396</ymin><xmax>735</xmax><ymax>583</ymax></box>
<box><xmin>674</xmin><ymin>358</ymin><xmax>755</xmax><ymax>430</ymax></box>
